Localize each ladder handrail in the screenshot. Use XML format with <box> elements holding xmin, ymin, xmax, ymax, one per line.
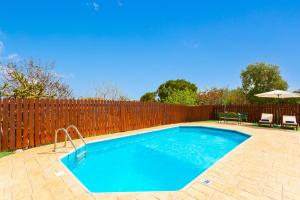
<box><xmin>53</xmin><ymin>128</ymin><xmax>77</xmax><ymax>152</ymax></box>
<box><xmin>53</xmin><ymin>125</ymin><xmax>87</xmax><ymax>162</ymax></box>
<box><xmin>66</xmin><ymin>125</ymin><xmax>87</xmax><ymax>146</ymax></box>
<box><xmin>66</xmin><ymin>125</ymin><xmax>87</xmax><ymax>154</ymax></box>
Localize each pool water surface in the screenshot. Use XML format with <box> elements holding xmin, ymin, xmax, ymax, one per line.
<box><xmin>61</xmin><ymin>126</ymin><xmax>250</xmax><ymax>193</ymax></box>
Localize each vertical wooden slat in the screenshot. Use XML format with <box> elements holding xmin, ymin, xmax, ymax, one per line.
<box><xmin>95</xmin><ymin>99</ymin><xmax>99</xmax><ymax>135</ymax></box>
<box><xmin>84</xmin><ymin>100</ymin><xmax>88</xmax><ymax>137</ymax></box>
<box><xmin>72</xmin><ymin>99</ymin><xmax>77</xmax><ymax>138</ymax></box>
<box><xmin>91</xmin><ymin>99</ymin><xmax>95</xmax><ymax>136</ymax></box>
<box><xmin>59</xmin><ymin>99</ymin><xmax>65</xmax><ymax>142</ymax></box>
<box><xmin>9</xmin><ymin>98</ymin><xmax>16</xmax><ymax>150</ymax></box>
<box><xmin>111</xmin><ymin>101</ymin><xmax>115</xmax><ymax>132</ymax></box>
<box><xmin>23</xmin><ymin>99</ymin><xmax>29</xmax><ymax>148</ymax></box>
<box><xmin>69</xmin><ymin>99</ymin><xmax>74</xmax><ymax>138</ymax></box>
<box><xmin>98</xmin><ymin>100</ymin><xmax>101</xmax><ymax>133</ymax></box>
<box><xmin>75</xmin><ymin>100</ymin><xmax>80</xmax><ymax>136</ymax></box>
<box><xmin>89</xmin><ymin>99</ymin><xmax>93</xmax><ymax>135</ymax></box>
<box><xmin>34</xmin><ymin>99</ymin><xmax>40</xmax><ymax>146</ymax></box>
<box><xmin>2</xmin><ymin>99</ymin><xmax>9</xmax><ymax>151</ymax></box>
<box><xmin>82</xmin><ymin>99</ymin><xmax>87</xmax><ymax>136</ymax></box>
<box><xmin>86</xmin><ymin>100</ymin><xmax>90</xmax><ymax>137</ymax></box>
<box><xmin>0</xmin><ymin>99</ymin><xmax>2</xmax><ymax>151</ymax></box>
<box><xmin>50</xmin><ymin>99</ymin><xmax>57</xmax><ymax>143</ymax></box>
<box><xmin>82</xmin><ymin>100</ymin><xmax>86</xmax><ymax>137</ymax></box>
<box><xmin>100</xmin><ymin>100</ymin><xmax>105</xmax><ymax>134</ymax></box>
<box><xmin>120</xmin><ymin>101</ymin><xmax>124</xmax><ymax>132</ymax></box>
<box><xmin>108</xmin><ymin>100</ymin><xmax>112</xmax><ymax>133</ymax></box>
<box><xmin>104</xmin><ymin>100</ymin><xmax>108</xmax><ymax>133</ymax></box>
<box><xmin>45</xmin><ymin>99</ymin><xmax>51</xmax><ymax>144</ymax></box>
<box><xmin>76</xmin><ymin>100</ymin><xmax>81</xmax><ymax>136</ymax></box>
<box><xmin>56</xmin><ymin>99</ymin><xmax>60</xmax><ymax>141</ymax></box>
<box><xmin>16</xmin><ymin>99</ymin><xmax>22</xmax><ymax>149</ymax></box>
<box><xmin>40</xmin><ymin>99</ymin><xmax>45</xmax><ymax>145</ymax></box>
<box><xmin>28</xmin><ymin>99</ymin><xmax>35</xmax><ymax>147</ymax></box>
<box><xmin>65</xmin><ymin>99</ymin><xmax>70</xmax><ymax>135</ymax></box>
<box><xmin>64</xmin><ymin>99</ymin><xmax>69</xmax><ymax>137</ymax></box>
<box><xmin>81</xmin><ymin>100</ymin><xmax>85</xmax><ymax>137</ymax></box>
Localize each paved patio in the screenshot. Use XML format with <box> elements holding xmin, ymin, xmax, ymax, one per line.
<box><xmin>1</xmin><ymin>122</ymin><xmax>300</xmax><ymax>200</ymax></box>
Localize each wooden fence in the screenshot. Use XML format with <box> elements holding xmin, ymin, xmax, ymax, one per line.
<box><xmin>0</xmin><ymin>98</ymin><xmax>213</xmax><ymax>151</ymax></box>
<box><xmin>214</xmin><ymin>104</ymin><xmax>300</xmax><ymax>123</ymax></box>
<box><xmin>1</xmin><ymin>98</ymin><xmax>299</xmax><ymax>152</ymax></box>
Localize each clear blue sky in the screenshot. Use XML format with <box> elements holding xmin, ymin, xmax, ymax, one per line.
<box><xmin>0</xmin><ymin>0</ymin><xmax>300</xmax><ymax>99</ymax></box>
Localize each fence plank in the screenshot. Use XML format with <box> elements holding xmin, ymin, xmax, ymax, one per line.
<box><xmin>16</xmin><ymin>99</ymin><xmax>22</xmax><ymax>149</ymax></box>
<box><xmin>9</xmin><ymin>98</ymin><xmax>16</xmax><ymax>150</ymax></box>
<box><xmin>45</xmin><ymin>99</ymin><xmax>51</xmax><ymax>144</ymax></box>
<box><xmin>40</xmin><ymin>99</ymin><xmax>45</xmax><ymax>145</ymax></box>
<box><xmin>50</xmin><ymin>99</ymin><xmax>57</xmax><ymax>143</ymax></box>
<box><xmin>59</xmin><ymin>99</ymin><xmax>64</xmax><ymax>142</ymax></box>
<box><xmin>34</xmin><ymin>99</ymin><xmax>40</xmax><ymax>146</ymax></box>
<box><xmin>0</xmin><ymin>99</ymin><xmax>2</xmax><ymax>151</ymax></box>
<box><xmin>29</xmin><ymin>100</ymin><xmax>35</xmax><ymax>147</ymax></box>
<box><xmin>2</xmin><ymin>99</ymin><xmax>9</xmax><ymax>151</ymax></box>
<box><xmin>23</xmin><ymin>99</ymin><xmax>29</xmax><ymax>148</ymax></box>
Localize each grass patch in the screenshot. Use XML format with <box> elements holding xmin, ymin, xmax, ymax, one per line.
<box><xmin>200</xmin><ymin>120</ymin><xmax>218</xmax><ymax>123</ymax></box>
<box><xmin>0</xmin><ymin>151</ymin><xmax>13</xmax><ymax>158</ymax></box>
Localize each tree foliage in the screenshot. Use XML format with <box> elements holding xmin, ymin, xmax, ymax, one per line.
<box><xmin>222</xmin><ymin>88</ymin><xmax>248</xmax><ymax>105</ymax></box>
<box><xmin>241</xmin><ymin>62</ymin><xmax>288</xmax><ymax>103</ymax></box>
<box><xmin>198</xmin><ymin>87</ymin><xmax>248</xmax><ymax>105</ymax></box>
<box><xmin>140</xmin><ymin>92</ymin><xmax>157</xmax><ymax>102</ymax></box>
<box><xmin>140</xmin><ymin>79</ymin><xmax>198</xmax><ymax>105</ymax></box>
<box><xmin>0</xmin><ymin>60</ymin><xmax>72</xmax><ymax>99</ymax></box>
<box><xmin>157</xmin><ymin>79</ymin><xmax>198</xmax><ymax>104</ymax></box>
<box><xmin>164</xmin><ymin>89</ymin><xmax>198</xmax><ymax>105</ymax></box>
<box><xmin>139</xmin><ymin>63</ymin><xmax>293</xmax><ymax>105</ymax></box>
<box><xmin>198</xmin><ymin>88</ymin><xmax>224</xmax><ymax>105</ymax></box>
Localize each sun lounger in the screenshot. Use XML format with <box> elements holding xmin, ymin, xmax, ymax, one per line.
<box><xmin>258</xmin><ymin>113</ymin><xmax>273</xmax><ymax>127</ymax></box>
<box><xmin>282</xmin><ymin>115</ymin><xmax>298</xmax><ymax>130</ymax></box>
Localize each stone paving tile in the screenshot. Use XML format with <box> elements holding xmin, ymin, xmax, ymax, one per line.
<box><xmin>0</xmin><ymin>122</ymin><xmax>300</xmax><ymax>199</ymax></box>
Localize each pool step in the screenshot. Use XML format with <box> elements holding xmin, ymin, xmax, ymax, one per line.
<box><xmin>76</xmin><ymin>150</ymin><xmax>87</xmax><ymax>160</ymax></box>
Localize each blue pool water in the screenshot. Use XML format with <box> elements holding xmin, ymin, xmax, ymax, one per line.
<box><xmin>61</xmin><ymin>126</ymin><xmax>249</xmax><ymax>193</ymax></box>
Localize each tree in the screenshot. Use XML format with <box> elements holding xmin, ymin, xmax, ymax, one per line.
<box><xmin>198</xmin><ymin>88</ymin><xmax>224</xmax><ymax>105</ymax></box>
<box><xmin>241</xmin><ymin>62</ymin><xmax>288</xmax><ymax>103</ymax></box>
<box><xmin>164</xmin><ymin>89</ymin><xmax>198</xmax><ymax>105</ymax></box>
<box><xmin>198</xmin><ymin>87</ymin><xmax>248</xmax><ymax>105</ymax></box>
<box><xmin>140</xmin><ymin>92</ymin><xmax>157</xmax><ymax>102</ymax></box>
<box><xmin>222</xmin><ymin>88</ymin><xmax>248</xmax><ymax>105</ymax></box>
<box><xmin>94</xmin><ymin>82</ymin><xmax>129</xmax><ymax>100</ymax></box>
<box><xmin>0</xmin><ymin>59</ymin><xmax>72</xmax><ymax>98</ymax></box>
<box><xmin>157</xmin><ymin>79</ymin><xmax>198</xmax><ymax>104</ymax></box>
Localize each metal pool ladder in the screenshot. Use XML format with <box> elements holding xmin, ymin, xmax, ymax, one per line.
<box><xmin>53</xmin><ymin>125</ymin><xmax>87</xmax><ymax>160</ymax></box>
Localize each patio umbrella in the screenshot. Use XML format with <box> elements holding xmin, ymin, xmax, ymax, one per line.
<box><xmin>255</xmin><ymin>90</ymin><xmax>300</xmax><ymax>99</ymax></box>
<box><xmin>255</xmin><ymin>90</ymin><xmax>300</xmax><ymax>124</ymax></box>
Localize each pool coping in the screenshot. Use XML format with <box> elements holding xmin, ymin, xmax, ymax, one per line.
<box><xmin>2</xmin><ymin>121</ymin><xmax>300</xmax><ymax>200</ymax></box>
<box><xmin>58</xmin><ymin>125</ymin><xmax>253</xmax><ymax>195</ymax></box>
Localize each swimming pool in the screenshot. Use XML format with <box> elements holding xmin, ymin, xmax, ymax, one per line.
<box><xmin>61</xmin><ymin>126</ymin><xmax>250</xmax><ymax>193</ymax></box>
